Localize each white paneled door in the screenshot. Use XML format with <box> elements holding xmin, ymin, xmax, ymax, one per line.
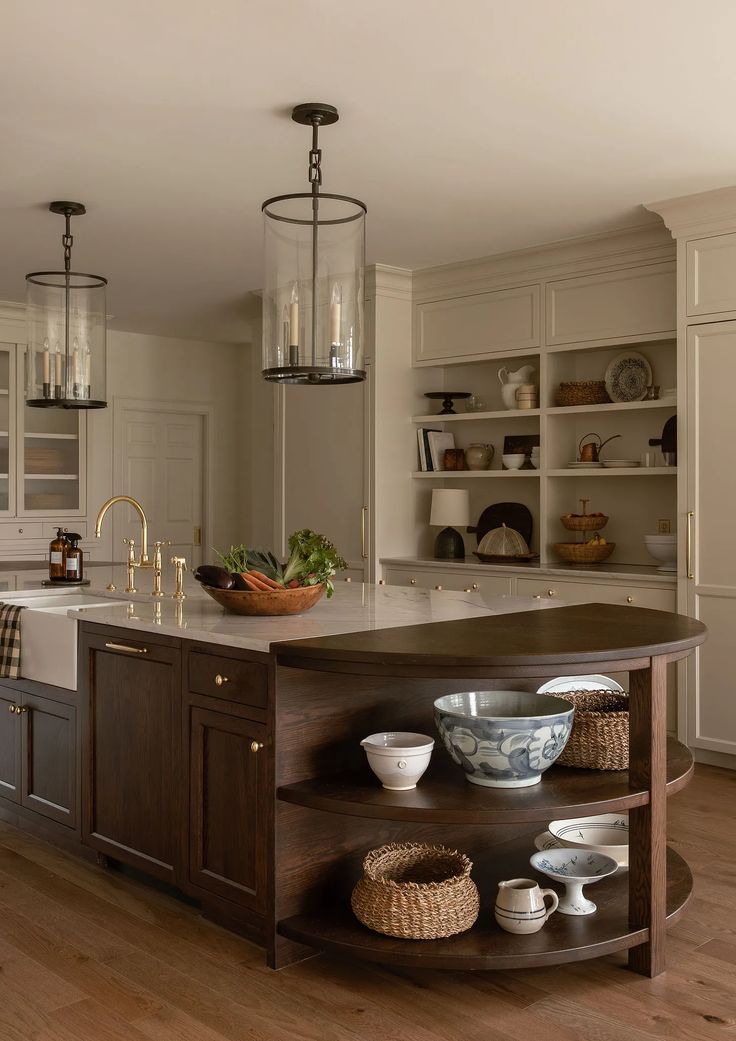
<box><xmin>684</xmin><ymin>322</ymin><xmax>736</xmax><ymax>755</ymax></box>
<box><xmin>115</xmin><ymin>406</ymin><xmax>204</xmax><ymax>568</ymax></box>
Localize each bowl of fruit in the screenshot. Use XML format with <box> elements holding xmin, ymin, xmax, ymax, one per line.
<box><xmin>554</xmin><ymin>533</ymin><xmax>615</xmax><ymax>566</ymax></box>
<box><xmin>560</xmin><ymin>499</ymin><xmax>609</xmax><ymax>532</ymax></box>
<box><xmin>193</xmin><ymin>529</ymin><xmax>346</xmax><ymax>616</ymax></box>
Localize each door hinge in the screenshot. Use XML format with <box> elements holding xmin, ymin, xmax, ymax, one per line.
<box><xmin>194</xmin><ymin>526</ymin><xmax>202</xmax><ymax>546</ymax></box>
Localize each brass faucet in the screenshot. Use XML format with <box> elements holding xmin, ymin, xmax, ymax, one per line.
<box><xmin>95</xmin><ymin>496</ymin><xmax>167</xmax><ymax>596</ymax></box>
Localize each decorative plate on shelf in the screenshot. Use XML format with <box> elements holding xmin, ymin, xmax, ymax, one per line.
<box><xmin>604</xmin><ymin>351</ymin><xmax>653</xmax><ymax>402</ymax></box>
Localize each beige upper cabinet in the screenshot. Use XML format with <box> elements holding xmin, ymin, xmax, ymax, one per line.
<box><xmin>545</xmin><ymin>262</ymin><xmax>676</xmax><ymax>346</ymax></box>
<box><xmin>686</xmin><ymin>233</ymin><xmax>736</xmax><ymax>317</ymax></box>
<box><xmin>413</xmin><ymin>284</ymin><xmax>540</xmax><ymax>365</ymax></box>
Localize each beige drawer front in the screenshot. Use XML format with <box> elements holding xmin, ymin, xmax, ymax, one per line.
<box><xmin>42</xmin><ymin>521</ymin><xmax>87</xmax><ymax>539</ymax></box>
<box><xmin>515</xmin><ymin>576</ymin><xmax>675</xmax><ymax>611</ymax></box>
<box><xmin>0</xmin><ymin>522</ymin><xmax>43</xmax><ymax>540</ymax></box>
<box><xmin>384</xmin><ymin>568</ymin><xmax>512</xmax><ymax>596</ymax></box>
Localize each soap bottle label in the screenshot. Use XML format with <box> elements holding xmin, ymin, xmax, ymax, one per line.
<box><xmin>51</xmin><ymin>551</ymin><xmax>63</xmax><ymax>565</ymax></box>
<box><xmin>66</xmin><ymin>557</ymin><xmax>79</xmax><ymax>574</ymax></box>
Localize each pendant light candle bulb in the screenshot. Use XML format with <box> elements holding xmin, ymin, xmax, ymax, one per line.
<box><xmin>42</xmin><ymin>340</ymin><xmax>50</xmax><ymax>385</ymax></box>
<box><xmin>330</xmin><ymin>283</ymin><xmax>342</xmax><ymax>345</ymax></box>
<box><xmin>289</xmin><ymin>284</ymin><xmax>299</xmax><ymax>348</ymax></box>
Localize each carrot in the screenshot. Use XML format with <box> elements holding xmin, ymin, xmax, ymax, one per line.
<box><xmin>248</xmin><ymin>570</ymin><xmax>284</xmax><ymax>591</ymax></box>
<box><xmin>240</xmin><ymin>572</ymin><xmax>270</xmax><ymax>591</ymax></box>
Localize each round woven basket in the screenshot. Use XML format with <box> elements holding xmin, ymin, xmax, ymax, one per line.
<box><xmin>556</xmin><ymin>381</ymin><xmax>610</xmax><ymax>406</ymax></box>
<box><xmin>351</xmin><ymin>843</ymin><xmax>479</xmax><ymax>940</ymax></box>
<box><xmin>548</xmin><ymin>689</ymin><xmax>629</xmax><ymax>770</ymax></box>
<box><xmin>560</xmin><ymin>513</ymin><xmax>609</xmax><ymax>532</ymax></box>
<box><xmin>554</xmin><ymin>541</ymin><xmax>615</xmax><ymax>564</ymax></box>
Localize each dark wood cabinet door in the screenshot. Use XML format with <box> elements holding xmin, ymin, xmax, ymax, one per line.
<box><xmin>81</xmin><ymin>631</ymin><xmax>184</xmax><ymax>884</ymax></box>
<box><xmin>21</xmin><ymin>694</ymin><xmax>77</xmax><ymax>829</ymax></box>
<box><xmin>0</xmin><ymin>688</ymin><xmax>21</xmax><ymax>804</ymax></box>
<box><xmin>189</xmin><ymin>705</ymin><xmax>267</xmax><ymax>910</ymax></box>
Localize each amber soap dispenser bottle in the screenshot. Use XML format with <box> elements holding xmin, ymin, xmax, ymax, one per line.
<box><xmin>64</xmin><ymin>533</ymin><xmax>83</xmax><ymax>583</ymax></box>
<box><xmin>49</xmin><ymin>527</ymin><xmax>67</xmax><ymax>581</ymax></box>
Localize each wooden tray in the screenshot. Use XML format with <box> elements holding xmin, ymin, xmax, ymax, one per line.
<box><xmin>201</xmin><ymin>583</ymin><xmax>325</xmax><ymax>616</ymax></box>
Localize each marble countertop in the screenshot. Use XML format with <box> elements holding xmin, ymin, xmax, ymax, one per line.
<box><xmin>0</xmin><ymin>566</ymin><xmax>566</xmax><ymax>654</ymax></box>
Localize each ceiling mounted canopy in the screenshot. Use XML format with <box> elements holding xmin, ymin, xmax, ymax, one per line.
<box><xmin>25</xmin><ymin>202</ymin><xmax>107</xmax><ymax>409</ymax></box>
<box><xmin>261</xmin><ymin>103</ymin><xmax>367</xmax><ymax>384</ymax></box>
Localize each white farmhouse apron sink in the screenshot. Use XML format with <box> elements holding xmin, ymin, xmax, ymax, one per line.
<box><xmin>3</xmin><ymin>592</ymin><xmax>116</xmax><ymax>690</ymax></box>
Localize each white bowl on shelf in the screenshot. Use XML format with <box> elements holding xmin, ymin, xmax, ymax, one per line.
<box><xmin>360</xmin><ymin>732</ymin><xmax>434</xmax><ymax>790</ymax></box>
<box><xmin>543</xmin><ymin>812</ymin><xmax>629</xmax><ymax>869</ymax></box>
<box><xmin>502</xmin><ymin>453</ymin><xmax>526</xmax><ymax>470</ymax></box>
<box><xmin>644</xmin><ymin>533</ymin><xmax>677</xmax><ymax>573</ymax></box>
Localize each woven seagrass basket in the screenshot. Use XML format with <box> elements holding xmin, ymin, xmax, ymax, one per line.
<box><xmin>549</xmin><ymin>689</ymin><xmax>629</xmax><ymax>770</ymax></box>
<box><xmin>556</xmin><ymin>380</ymin><xmax>610</xmax><ymax>406</ymax></box>
<box><xmin>351</xmin><ymin>843</ymin><xmax>479</xmax><ymax>939</ymax></box>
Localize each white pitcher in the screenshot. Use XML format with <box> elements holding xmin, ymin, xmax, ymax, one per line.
<box><xmin>499</xmin><ymin>366</ymin><xmax>536</xmax><ymax>409</ymax></box>
<box><xmin>494</xmin><ymin>877</ymin><xmax>559</xmax><ymax>934</ymax></box>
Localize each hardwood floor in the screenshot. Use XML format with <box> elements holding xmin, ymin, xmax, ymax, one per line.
<box><xmin>0</xmin><ymin>764</ymin><xmax>735</xmax><ymax>1041</ymax></box>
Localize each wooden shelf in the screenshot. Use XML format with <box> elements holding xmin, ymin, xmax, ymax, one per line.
<box><xmin>547</xmin><ymin>398</ymin><xmax>677</xmax><ymax>416</ymax></box>
<box><xmin>547</xmin><ymin>467</ymin><xmax>676</xmax><ymax>477</ymax></box>
<box><xmin>278</xmin><ymin>736</ymin><xmax>692</xmax><ymax>824</ymax></box>
<box><xmin>277</xmin><ymin>842</ymin><xmax>692</xmax><ymax>971</ymax></box>
<box><xmin>24</xmin><ymin>473</ymin><xmax>78</xmax><ymax>481</ymax></box>
<box><xmin>413</xmin><ymin>409</ymin><xmax>541</xmax><ymax>422</ymax></box>
<box><xmin>413</xmin><ymin>469</ymin><xmax>540</xmax><ymax>479</ymax></box>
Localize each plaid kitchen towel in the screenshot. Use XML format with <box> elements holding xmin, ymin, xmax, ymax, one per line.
<box><xmin>0</xmin><ymin>603</ymin><xmax>24</xmax><ymax>679</ymax></box>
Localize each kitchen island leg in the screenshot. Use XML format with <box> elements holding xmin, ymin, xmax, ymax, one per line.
<box><xmin>628</xmin><ymin>655</ymin><xmax>668</xmax><ymax>976</ymax></box>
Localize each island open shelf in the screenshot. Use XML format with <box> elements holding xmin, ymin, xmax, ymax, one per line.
<box><xmin>278</xmin><ymin>841</ymin><xmax>692</xmax><ymax>971</ymax></box>
<box><xmin>278</xmin><ymin>736</ymin><xmax>693</xmax><ymax>824</ymax></box>
<box><xmin>270</xmin><ymin>603</ymin><xmax>706</xmax><ymax>977</ymax></box>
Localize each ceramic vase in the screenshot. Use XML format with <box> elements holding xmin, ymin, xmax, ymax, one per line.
<box><xmin>465</xmin><ymin>443</ymin><xmax>494</xmax><ymax>470</ymax></box>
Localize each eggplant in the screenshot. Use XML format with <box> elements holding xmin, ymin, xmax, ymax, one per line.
<box><xmin>193</xmin><ymin>565</ymin><xmax>234</xmax><ymax>590</ymax></box>
<box><xmin>230</xmin><ymin>572</ymin><xmax>250</xmax><ymax>591</ymax></box>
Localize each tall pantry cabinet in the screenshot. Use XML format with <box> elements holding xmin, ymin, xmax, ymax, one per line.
<box><xmin>648</xmin><ymin>187</ymin><xmax>736</xmax><ymax>762</ymax></box>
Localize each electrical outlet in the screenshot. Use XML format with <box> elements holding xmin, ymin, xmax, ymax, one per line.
<box><xmin>658</xmin><ymin>519</ymin><xmax>671</xmax><ymax>535</ymax></box>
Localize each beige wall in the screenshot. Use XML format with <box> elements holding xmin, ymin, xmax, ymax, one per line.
<box><xmin>89</xmin><ymin>328</ymin><xmax>248</xmax><ymax>562</ymax></box>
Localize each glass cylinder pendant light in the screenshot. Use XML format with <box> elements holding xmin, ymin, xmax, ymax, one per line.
<box><xmin>261</xmin><ymin>103</ymin><xmax>366</xmax><ymax>384</ymax></box>
<box><xmin>25</xmin><ymin>202</ymin><xmax>107</xmax><ymax>409</ymax></box>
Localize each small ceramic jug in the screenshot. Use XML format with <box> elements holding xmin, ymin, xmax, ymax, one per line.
<box><xmin>494</xmin><ymin>878</ymin><xmax>559</xmax><ymax>934</ymax></box>
<box><xmin>499</xmin><ymin>366</ymin><xmax>536</xmax><ymax>409</ymax></box>
<box><xmin>465</xmin><ymin>443</ymin><xmax>494</xmax><ymax>470</ymax></box>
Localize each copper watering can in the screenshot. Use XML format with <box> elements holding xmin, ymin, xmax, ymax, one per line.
<box><xmin>578</xmin><ymin>432</ymin><xmax>622</xmax><ymax>463</ymax></box>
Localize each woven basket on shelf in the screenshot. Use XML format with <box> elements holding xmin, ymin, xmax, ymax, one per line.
<box><xmin>556</xmin><ymin>381</ymin><xmax>610</xmax><ymax>406</ymax></box>
<box><xmin>554</xmin><ymin>540</ymin><xmax>615</xmax><ymax>564</ymax></box>
<box><xmin>560</xmin><ymin>513</ymin><xmax>609</xmax><ymax>532</ymax></box>
<box><xmin>548</xmin><ymin>689</ymin><xmax>629</xmax><ymax>770</ymax></box>
<box><xmin>351</xmin><ymin>842</ymin><xmax>479</xmax><ymax>940</ymax></box>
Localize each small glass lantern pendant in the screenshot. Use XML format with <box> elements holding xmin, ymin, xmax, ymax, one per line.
<box><xmin>261</xmin><ymin>103</ymin><xmax>367</xmax><ymax>384</ymax></box>
<box><xmin>25</xmin><ymin>202</ymin><xmax>107</xmax><ymax>409</ymax></box>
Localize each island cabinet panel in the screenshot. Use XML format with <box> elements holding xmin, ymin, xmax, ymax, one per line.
<box><xmin>188</xmin><ymin>705</ymin><xmax>267</xmax><ymax>911</ymax></box>
<box><xmin>0</xmin><ymin>686</ymin><xmax>21</xmax><ymax>804</ymax></box>
<box><xmin>545</xmin><ymin>262</ymin><xmax>676</xmax><ymax>345</ymax></box>
<box><xmin>21</xmin><ymin>694</ymin><xmax>77</xmax><ymax>829</ymax></box>
<box><xmin>80</xmin><ymin>629</ymin><xmax>185</xmax><ymax>885</ymax></box>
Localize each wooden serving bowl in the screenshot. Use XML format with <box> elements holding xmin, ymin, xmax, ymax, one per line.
<box><xmin>201</xmin><ymin>583</ymin><xmax>326</xmax><ymax>616</ymax></box>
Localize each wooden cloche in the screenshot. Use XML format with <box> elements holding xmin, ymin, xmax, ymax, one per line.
<box><xmin>477</xmin><ymin>523</ymin><xmax>530</xmax><ymax>558</ymax></box>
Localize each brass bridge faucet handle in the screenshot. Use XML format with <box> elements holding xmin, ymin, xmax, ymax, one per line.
<box><xmin>171</xmin><ymin>556</ymin><xmax>187</xmax><ymax>601</ymax></box>
<box><xmin>152</xmin><ymin>541</ymin><xmax>171</xmax><ymax>598</ymax></box>
<box><xmin>122</xmin><ymin>537</ymin><xmax>137</xmax><ymax>594</ymax></box>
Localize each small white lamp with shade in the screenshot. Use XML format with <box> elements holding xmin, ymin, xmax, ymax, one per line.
<box><xmin>430</xmin><ymin>488</ymin><xmax>470</xmax><ymax>560</ymax></box>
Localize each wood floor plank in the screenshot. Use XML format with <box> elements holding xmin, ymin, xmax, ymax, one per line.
<box><xmin>0</xmin><ymin>764</ymin><xmax>732</xmax><ymax>1041</ymax></box>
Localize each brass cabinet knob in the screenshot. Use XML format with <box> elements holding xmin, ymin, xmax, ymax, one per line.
<box><xmin>464</xmin><ymin>587</ymin><xmax>472</xmax><ymax>593</ymax></box>
<box><xmin>435</xmin><ymin>585</ymin><xmax>443</xmax><ymax>591</ymax></box>
<box><xmin>344</xmin><ymin>576</ymin><xmax>352</xmax><ymax>582</ymax></box>
<box><xmin>250</xmin><ymin>741</ymin><xmax>263</xmax><ymax>753</ymax></box>
<box><xmin>409</xmin><ymin>579</ymin><xmax>416</xmax><ymax>585</ymax></box>
<box><xmin>16</xmin><ymin>706</ymin><xmax>28</xmax><ymax>714</ymax></box>
<box><xmin>17</xmin><ymin>528</ymin><xmax>22</xmax><ymax>534</ymax></box>
<box><xmin>472</xmin><ymin>583</ymin><xmax>479</xmax><ymax>590</ymax></box>
<box><xmin>547</xmin><ymin>589</ymin><xmax>556</xmax><ymax>597</ymax></box>
<box><xmin>533</xmin><ymin>594</ymin><xmax>543</xmax><ymax>599</ymax></box>
<box><xmin>627</xmin><ymin>595</ymin><xmax>634</xmax><ymax>604</ymax></box>
<box><xmin>214</xmin><ymin>674</ymin><xmax>228</xmax><ymax>687</ymax></box>
<box><xmin>378</xmin><ymin>579</ymin><xmax>385</xmax><ymax>585</ymax></box>
<box><xmin>7</xmin><ymin>704</ymin><xmax>17</xmax><ymax>714</ymax></box>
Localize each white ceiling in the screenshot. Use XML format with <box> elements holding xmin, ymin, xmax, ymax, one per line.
<box><xmin>2</xmin><ymin>0</ymin><xmax>736</xmax><ymax>342</ymax></box>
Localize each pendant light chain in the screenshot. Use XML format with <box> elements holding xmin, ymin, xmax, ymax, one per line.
<box><xmin>62</xmin><ymin>209</ymin><xmax>74</xmax><ymax>273</ymax></box>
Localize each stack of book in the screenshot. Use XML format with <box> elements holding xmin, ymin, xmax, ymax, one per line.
<box><xmin>417</xmin><ymin>428</ymin><xmax>456</xmax><ymax>471</ymax></box>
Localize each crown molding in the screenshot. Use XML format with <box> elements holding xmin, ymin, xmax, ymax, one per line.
<box><xmin>412</xmin><ymin>222</ymin><xmax>674</xmax><ymax>301</ymax></box>
<box><xmin>0</xmin><ymin>299</ymin><xmax>26</xmax><ymax>342</ymax></box>
<box><xmin>645</xmin><ymin>185</ymin><xmax>736</xmax><ymax>239</ymax></box>
<box><xmin>366</xmin><ymin>264</ymin><xmax>413</xmax><ymax>301</ymax></box>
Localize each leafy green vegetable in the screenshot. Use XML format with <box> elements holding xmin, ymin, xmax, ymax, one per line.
<box><xmin>282</xmin><ymin>529</ymin><xmax>347</xmax><ymax>598</ymax></box>
<box><xmin>214</xmin><ymin>529</ymin><xmax>346</xmax><ymax>598</ymax></box>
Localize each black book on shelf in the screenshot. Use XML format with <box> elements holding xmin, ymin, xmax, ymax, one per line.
<box><xmin>421</xmin><ymin>428</ymin><xmax>441</xmax><ymax>471</ymax></box>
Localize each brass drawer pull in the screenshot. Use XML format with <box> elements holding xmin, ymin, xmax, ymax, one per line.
<box><xmin>104</xmin><ymin>642</ymin><xmax>148</xmax><ymax>655</ymax></box>
<box><xmin>250</xmin><ymin>741</ymin><xmax>264</xmax><ymax>753</ymax></box>
<box><xmin>435</xmin><ymin>585</ymin><xmax>443</xmax><ymax>591</ymax></box>
<box><xmin>627</xmin><ymin>595</ymin><xmax>634</xmax><ymax>604</ymax></box>
<box><xmin>409</xmin><ymin>578</ymin><xmax>416</xmax><ymax>585</ymax></box>
<box><xmin>215</xmin><ymin>674</ymin><xmax>229</xmax><ymax>687</ymax></box>
<box><xmin>472</xmin><ymin>583</ymin><xmax>479</xmax><ymax>590</ymax></box>
<box><xmin>687</xmin><ymin>511</ymin><xmax>694</xmax><ymax>579</ymax></box>
<box><xmin>533</xmin><ymin>594</ymin><xmax>543</xmax><ymax>599</ymax></box>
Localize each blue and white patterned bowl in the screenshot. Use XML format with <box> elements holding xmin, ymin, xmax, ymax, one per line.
<box><xmin>433</xmin><ymin>691</ymin><xmax>574</xmax><ymax>788</ymax></box>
